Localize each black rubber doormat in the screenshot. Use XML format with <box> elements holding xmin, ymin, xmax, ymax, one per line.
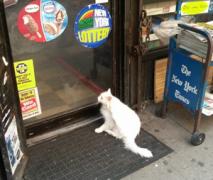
<box><xmin>23</xmin><ymin>121</ymin><xmax>173</xmax><ymax>180</ymax></box>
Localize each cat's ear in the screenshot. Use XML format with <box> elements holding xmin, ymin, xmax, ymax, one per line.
<box><xmin>107</xmin><ymin>88</ymin><xmax>111</xmax><ymax>95</ymax></box>
<box><xmin>106</xmin><ymin>96</ymin><xmax>112</xmax><ymax>109</ymax></box>
<box><xmin>107</xmin><ymin>96</ymin><xmax>112</xmax><ymax>101</ymax></box>
<box><xmin>106</xmin><ymin>94</ymin><xmax>112</xmax><ymax>109</ymax></box>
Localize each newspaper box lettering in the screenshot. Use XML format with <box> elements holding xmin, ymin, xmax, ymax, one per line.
<box><xmin>74</xmin><ymin>4</ymin><xmax>112</xmax><ymax>48</ymax></box>
<box><xmin>4</xmin><ymin>117</ymin><xmax>23</xmax><ymax>174</ymax></box>
<box><xmin>167</xmin><ymin>52</ymin><xmax>203</xmax><ymax>111</ymax></box>
<box><xmin>171</xmin><ymin>65</ymin><xmax>198</xmax><ymax>105</ymax></box>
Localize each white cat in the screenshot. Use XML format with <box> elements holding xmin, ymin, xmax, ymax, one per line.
<box><xmin>95</xmin><ymin>89</ymin><xmax>153</xmax><ymax>158</ymax></box>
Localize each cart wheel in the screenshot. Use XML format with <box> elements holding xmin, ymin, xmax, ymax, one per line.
<box><xmin>191</xmin><ymin>132</ymin><xmax>205</xmax><ymax>146</ymax></box>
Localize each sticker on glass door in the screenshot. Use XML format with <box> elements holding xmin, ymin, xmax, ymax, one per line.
<box><xmin>4</xmin><ymin>117</ymin><xmax>23</xmax><ymax>174</ymax></box>
<box><xmin>74</xmin><ymin>4</ymin><xmax>112</xmax><ymax>48</ymax></box>
<box><xmin>17</xmin><ymin>0</ymin><xmax>68</xmax><ymax>43</ymax></box>
<box><xmin>14</xmin><ymin>59</ymin><xmax>42</xmax><ymax>120</ymax></box>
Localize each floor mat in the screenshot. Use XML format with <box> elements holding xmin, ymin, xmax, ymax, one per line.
<box><xmin>23</xmin><ymin>121</ymin><xmax>173</xmax><ymax>180</ymax></box>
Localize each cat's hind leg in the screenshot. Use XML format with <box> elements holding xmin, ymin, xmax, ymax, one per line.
<box><xmin>105</xmin><ymin>127</ymin><xmax>123</xmax><ymax>139</ymax></box>
<box><xmin>105</xmin><ymin>129</ymin><xmax>118</xmax><ymax>138</ymax></box>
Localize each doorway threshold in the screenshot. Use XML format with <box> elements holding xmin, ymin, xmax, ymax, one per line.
<box><xmin>27</xmin><ymin>115</ymin><xmax>102</xmax><ymax>147</ymax></box>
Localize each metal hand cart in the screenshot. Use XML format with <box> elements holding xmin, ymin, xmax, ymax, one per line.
<box><xmin>160</xmin><ymin>23</ymin><xmax>213</xmax><ymax>146</ymax></box>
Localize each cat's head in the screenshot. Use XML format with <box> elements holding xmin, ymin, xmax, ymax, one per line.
<box><xmin>98</xmin><ymin>88</ymin><xmax>112</xmax><ymax>108</ymax></box>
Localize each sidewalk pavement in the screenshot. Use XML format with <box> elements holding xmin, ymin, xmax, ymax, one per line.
<box><xmin>122</xmin><ymin>103</ymin><xmax>213</xmax><ymax>180</ymax></box>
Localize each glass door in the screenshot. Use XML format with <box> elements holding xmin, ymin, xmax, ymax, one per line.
<box><xmin>4</xmin><ymin>0</ymin><xmax>114</xmax><ymax>125</ymax></box>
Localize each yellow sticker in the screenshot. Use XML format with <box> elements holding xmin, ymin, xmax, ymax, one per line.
<box><xmin>181</xmin><ymin>1</ymin><xmax>210</xmax><ymax>15</ymax></box>
<box><xmin>14</xmin><ymin>59</ymin><xmax>36</xmax><ymax>91</ymax></box>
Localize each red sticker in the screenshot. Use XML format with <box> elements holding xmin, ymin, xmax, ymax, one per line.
<box><xmin>18</xmin><ymin>0</ymin><xmax>45</xmax><ymax>42</ymax></box>
<box><xmin>17</xmin><ymin>0</ymin><xmax>68</xmax><ymax>43</ymax></box>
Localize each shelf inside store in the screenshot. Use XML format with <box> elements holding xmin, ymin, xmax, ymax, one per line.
<box><xmin>142</xmin><ymin>1</ymin><xmax>177</xmax><ymax>55</ymax></box>
<box><xmin>142</xmin><ymin>32</ymin><xmax>170</xmax><ymax>53</ymax></box>
<box><xmin>143</xmin><ymin>33</ymin><xmax>161</xmax><ymax>51</ymax></box>
<box><xmin>143</xmin><ymin>0</ymin><xmax>176</xmax><ymax>16</ymax></box>
<box><xmin>143</xmin><ymin>45</ymin><xmax>168</xmax><ymax>62</ymax></box>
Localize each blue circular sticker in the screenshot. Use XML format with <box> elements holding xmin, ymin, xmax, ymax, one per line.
<box><xmin>74</xmin><ymin>4</ymin><xmax>112</xmax><ymax>48</ymax></box>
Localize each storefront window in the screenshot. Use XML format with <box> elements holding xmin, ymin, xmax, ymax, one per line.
<box><xmin>4</xmin><ymin>0</ymin><xmax>112</xmax><ymax>123</ymax></box>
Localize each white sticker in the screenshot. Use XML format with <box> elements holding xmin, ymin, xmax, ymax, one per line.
<box><xmin>4</xmin><ymin>117</ymin><xmax>23</xmax><ymax>174</ymax></box>
<box><xmin>25</xmin><ymin>4</ymin><xmax>40</xmax><ymax>13</ymax></box>
<box><xmin>95</xmin><ymin>0</ymin><xmax>108</xmax><ymax>4</ymax></box>
<box><xmin>19</xmin><ymin>87</ymin><xmax>42</xmax><ymax>120</ymax></box>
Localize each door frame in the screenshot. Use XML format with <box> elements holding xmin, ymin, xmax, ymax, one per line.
<box><xmin>0</xmin><ymin>1</ymin><xmax>28</xmax><ymax>179</ymax></box>
<box><xmin>123</xmin><ymin>0</ymin><xmax>140</xmax><ymax>108</ymax></box>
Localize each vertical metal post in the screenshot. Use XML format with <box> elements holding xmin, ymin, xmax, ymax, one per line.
<box><xmin>124</xmin><ymin>0</ymin><xmax>140</xmax><ymax>106</ymax></box>
<box><xmin>160</xmin><ymin>38</ymin><xmax>176</xmax><ymax>118</ymax></box>
<box><xmin>193</xmin><ymin>26</ymin><xmax>213</xmax><ymax>133</ymax></box>
<box><xmin>175</xmin><ymin>0</ymin><xmax>182</xmax><ymax>20</ymax></box>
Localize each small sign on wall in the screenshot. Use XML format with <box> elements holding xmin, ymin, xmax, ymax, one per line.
<box><xmin>95</xmin><ymin>0</ymin><xmax>108</xmax><ymax>4</ymax></box>
<box><xmin>181</xmin><ymin>1</ymin><xmax>210</xmax><ymax>15</ymax></box>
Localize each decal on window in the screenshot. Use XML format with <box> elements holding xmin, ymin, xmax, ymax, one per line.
<box><xmin>17</xmin><ymin>0</ymin><xmax>68</xmax><ymax>43</ymax></box>
<box><xmin>74</xmin><ymin>4</ymin><xmax>112</xmax><ymax>48</ymax></box>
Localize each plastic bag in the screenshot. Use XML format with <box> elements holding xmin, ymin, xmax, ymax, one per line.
<box><xmin>153</xmin><ymin>20</ymin><xmax>182</xmax><ymax>45</ymax></box>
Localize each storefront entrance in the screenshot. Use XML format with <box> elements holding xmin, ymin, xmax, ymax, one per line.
<box><xmin>3</xmin><ymin>0</ymin><xmax>122</xmax><ymax>129</ymax></box>
<box><xmin>0</xmin><ymin>0</ymin><xmax>127</xmax><ymax>179</ymax></box>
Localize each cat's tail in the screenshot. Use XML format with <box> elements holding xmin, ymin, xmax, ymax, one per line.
<box><xmin>124</xmin><ymin>139</ymin><xmax>153</xmax><ymax>158</ymax></box>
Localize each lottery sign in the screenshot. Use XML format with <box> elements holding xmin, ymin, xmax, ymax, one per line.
<box><xmin>74</xmin><ymin>4</ymin><xmax>112</xmax><ymax>48</ymax></box>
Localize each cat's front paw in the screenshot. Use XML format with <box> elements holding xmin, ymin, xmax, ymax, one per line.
<box><xmin>142</xmin><ymin>149</ymin><xmax>153</xmax><ymax>158</ymax></box>
<box><xmin>95</xmin><ymin>128</ymin><xmax>103</xmax><ymax>133</ymax></box>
